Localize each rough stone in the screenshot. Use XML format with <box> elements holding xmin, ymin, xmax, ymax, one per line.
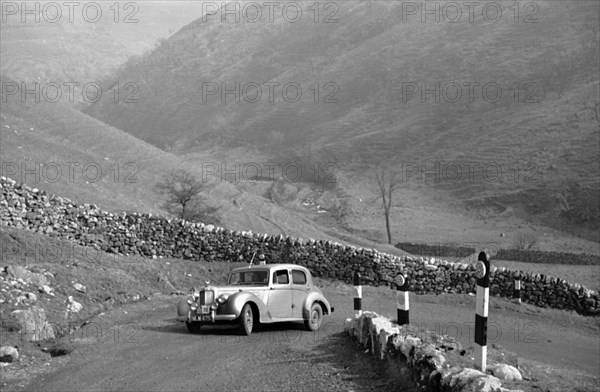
<box><xmin>39</xmin><ymin>284</ymin><xmax>54</xmax><ymax>296</ymax></box>
<box><xmin>470</xmin><ymin>375</ymin><xmax>503</xmax><ymax>392</ymax></box>
<box><xmin>399</xmin><ymin>336</ymin><xmax>422</xmax><ymax>359</ymax></box>
<box><xmin>7</xmin><ymin>265</ymin><xmax>49</xmax><ymax>287</ymax></box>
<box><xmin>0</xmin><ymin>346</ymin><xmax>19</xmax><ymax>362</ymax></box>
<box><xmin>67</xmin><ymin>296</ymin><xmax>83</xmax><ymax>314</ymax></box>
<box><xmin>412</xmin><ymin>343</ymin><xmax>446</xmax><ymax>386</ymax></box>
<box><xmin>441</xmin><ymin>367</ymin><xmax>487</xmax><ymax>390</ymax></box>
<box><xmin>11</xmin><ymin>306</ymin><xmax>55</xmax><ymax>342</ymax></box>
<box><xmin>489</xmin><ymin>363</ymin><xmax>523</xmax><ymax>381</ymax></box>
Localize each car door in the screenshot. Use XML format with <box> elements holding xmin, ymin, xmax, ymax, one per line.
<box><xmin>291</xmin><ymin>269</ymin><xmax>309</xmax><ymax>319</ymax></box>
<box><xmin>266</xmin><ymin>269</ymin><xmax>292</xmax><ymax>319</ymax></box>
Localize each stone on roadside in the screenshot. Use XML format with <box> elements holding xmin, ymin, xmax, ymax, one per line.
<box><xmin>489</xmin><ymin>363</ymin><xmax>523</xmax><ymax>381</ymax></box>
<box><xmin>0</xmin><ymin>346</ymin><xmax>19</xmax><ymax>362</ymax></box>
<box><xmin>11</xmin><ymin>307</ymin><xmax>55</xmax><ymax>341</ymax></box>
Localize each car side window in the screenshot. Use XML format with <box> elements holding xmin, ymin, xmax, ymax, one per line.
<box><xmin>273</xmin><ymin>270</ymin><xmax>289</xmax><ymax>285</ymax></box>
<box><xmin>292</xmin><ymin>270</ymin><xmax>307</xmax><ymax>285</ymax></box>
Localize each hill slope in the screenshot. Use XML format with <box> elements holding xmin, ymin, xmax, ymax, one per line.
<box><xmin>0</xmin><ymin>1</ymin><xmax>207</xmax><ymax>105</ymax></box>
<box><xmin>1</xmin><ymin>73</ymin><xmax>405</xmax><ymax>247</ymax></box>
<box><xmin>83</xmin><ymin>0</ymin><xmax>600</xmax><ymax>242</ymax></box>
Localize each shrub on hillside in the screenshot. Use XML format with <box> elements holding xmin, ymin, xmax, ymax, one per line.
<box><xmin>512</xmin><ymin>231</ymin><xmax>538</xmax><ymax>251</ymax></box>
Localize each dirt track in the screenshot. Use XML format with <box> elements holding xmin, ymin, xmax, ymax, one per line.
<box><xmin>17</xmin><ymin>296</ymin><xmax>405</xmax><ymax>392</ymax></box>
<box><xmin>9</xmin><ymin>284</ymin><xmax>600</xmax><ymax>392</ymax></box>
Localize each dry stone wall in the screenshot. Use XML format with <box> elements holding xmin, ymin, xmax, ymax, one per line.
<box><xmin>397</xmin><ymin>243</ymin><xmax>600</xmax><ymax>265</ymax></box>
<box><xmin>1</xmin><ymin>177</ymin><xmax>598</xmax><ymax>316</ymax></box>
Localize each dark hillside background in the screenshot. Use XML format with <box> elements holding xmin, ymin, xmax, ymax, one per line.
<box><xmin>1</xmin><ymin>1</ymin><xmax>598</xmax><ymax>251</ymax></box>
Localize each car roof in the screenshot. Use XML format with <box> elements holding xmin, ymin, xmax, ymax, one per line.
<box><xmin>230</xmin><ymin>264</ymin><xmax>309</xmax><ymax>273</ymax></box>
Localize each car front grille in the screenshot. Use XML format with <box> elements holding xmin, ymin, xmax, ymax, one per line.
<box><xmin>198</xmin><ymin>290</ymin><xmax>214</xmax><ymax>305</ymax></box>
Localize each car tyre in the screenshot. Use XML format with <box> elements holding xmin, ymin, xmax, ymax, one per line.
<box><xmin>186</xmin><ymin>321</ymin><xmax>202</xmax><ymax>334</ymax></box>
<box><xmin>239</xmin><ymin>303</ymin><xmax>254</xmax><ymax>336</ymax></box>
<box><xmin>305</xmin><ymin>303</ymin><xmax>323</xmax><ymax>331</ymax></box>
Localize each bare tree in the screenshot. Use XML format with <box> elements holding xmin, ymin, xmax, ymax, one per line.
<box><xmin>513</xmin><ymin>231</ymin><xmax>538</xmax><ymax>251</ymax></box>
<box><xmin>155</xmin><ymin>169</ymin><xmax>220</xmax><ymax>224</ymax></box>
<box><xmin>555</xmin><ymin>178</ymin><xmax>580</xmax><ymax>216</ymax></box>
<box><xmin>555</xmin><ymin>181</ymin><xmax>572</xmax><ymax>215</ymax></box>
<box><xmin>375</xmin><ymin>165</ymin><xmax>401</xmax><ymax>244</ymax></box>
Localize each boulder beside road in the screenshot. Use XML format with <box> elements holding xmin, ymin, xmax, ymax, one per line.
<box><xmin>0</xmin><ymin>346</ymin><xmax>19</xmax><ymax>363</ymax></box>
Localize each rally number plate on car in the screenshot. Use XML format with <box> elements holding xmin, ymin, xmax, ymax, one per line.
<box><xmin>200</xmin><ymin>305</ymin><xmax>210</xmax><ymax>314</ymax></box>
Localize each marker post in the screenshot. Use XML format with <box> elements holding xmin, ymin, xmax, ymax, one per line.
<box><xmin>396</xmin><ymin>274</ymin><xmax>409</xmax><ymax>326</ymax></box>
<box><xmin>514</xmin><ymin>279</ymin><xmax>522</xmax><ymax>304</ymax></box>
<box><xmin>354</xmin><ymin>271</ymin><xmax>362</xmax><ymax>316</ymax></box>
<box><xmin>474</xmin><ymin>251</ymin><xmax>490</xmax><ymax>371</ymax></box>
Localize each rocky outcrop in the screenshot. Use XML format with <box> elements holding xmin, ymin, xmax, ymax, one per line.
<box><xmin>11</xmin><ymin>306</ymin><xmax>55</xmax><ymax>342</ymax></box>
<box><xmin>345</xmin><ymin>312</ymin><xmax>523</xmax><ymax>392</ymax></box>
<box><xmin>1</xmin><ymin>176</ymin><xmax>598</xmax><ymax>315</ymax></box>
<box><xmin>6</xmin><ymin>265</ymin><xmax>50</xmax><ymax>287</ymax></box>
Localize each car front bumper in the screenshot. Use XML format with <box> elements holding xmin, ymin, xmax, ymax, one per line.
<box><xmin>177</xmin><ymin>312</ymin><xmax>237</xmax><ymax>323</ymax></box>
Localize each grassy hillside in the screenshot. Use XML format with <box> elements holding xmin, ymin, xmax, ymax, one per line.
<box><xmin>0</xmin><ymin>73</ymin><xmax>415</xmax><ymax>252</ymax></box>
<box><xmin>0</xmin><ymin>1</ymin><xmax>207</xmax><ymax>105</ymax></box>
<box><xmin>83</xmin><ymin>0</ymin><xmax>599</xmax><ymax>242</ymax></box>
<box><xmin>1</xmin><ymin>1</ymin><xmax>598</xmax><ymax>252</ymax></box>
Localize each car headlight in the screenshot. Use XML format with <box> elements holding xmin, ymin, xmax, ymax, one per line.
<box><xmin>216</xmin><ymin>294</ymin><xmax>229</xmax><ymax>304</ymax></box>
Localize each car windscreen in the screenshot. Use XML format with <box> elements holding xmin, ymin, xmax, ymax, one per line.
<box><xmin>228</xmin><ymin>270</ymin><xmax>269</xmax><ymax>286</ymax></box>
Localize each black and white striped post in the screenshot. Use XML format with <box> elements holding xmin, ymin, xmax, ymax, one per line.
<box><xmin>396</xmin><ymin>274</ymin><xmax>409</xmax><ymax>326</ymax></box>
<box><xmin>354</xmin><ymin>271</ymin><xmax>362</xmax><ymax>316</ymax></box>
<box><xmin>474</xmin><ymin>251</ymin><xmax>490</xmax><ymax>372</ymax></box>
<box><xmin>514</xmin><ymin>278</ymin><xmax>522</xmax><ymax>304</ymax></box>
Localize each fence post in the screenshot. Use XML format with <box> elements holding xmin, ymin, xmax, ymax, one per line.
<box><xmin>396</xmin><ymin>274</ymin><xmax>409</xmax><ymax>326</ymax></box>
<box><xmin>514</xmin><ymin>279</ymin><xmax>522</xmax><ymax>304</ymax></box>
<box><xmin>354</xmin><ymin>271</ymin><xmax>362</xmax><ymax>317</ymax></box>
<box><xmin>474</xmin><ymin>251</ymin><xmax>490</xmax><ymax>372</ymax></box>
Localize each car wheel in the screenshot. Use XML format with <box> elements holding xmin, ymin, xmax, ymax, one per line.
<box><xmin>305</xmin><ymin>303</ymin><xmax>323</xmax><ymax>331</ymax></box>
<box><xmin>186</xmin><ymin>321</ymin><xmax>202</xmax><ymax>334</ymax></box>
<box><xmin>239</xmin><ymin>303</ymin><xmax>254</xmax><ymax>336</ymax></box>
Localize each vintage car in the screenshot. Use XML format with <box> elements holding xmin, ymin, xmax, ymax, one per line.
<box><xmin>176</xmin><ymin>263</ymin><xmax>334</xmax><ymax>335</ymax></box>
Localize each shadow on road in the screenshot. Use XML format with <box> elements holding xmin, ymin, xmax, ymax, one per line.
<box><xmin>142</xmin><ymin>319</ymin><xmax>309</xmax><ymax>337</ymax></box>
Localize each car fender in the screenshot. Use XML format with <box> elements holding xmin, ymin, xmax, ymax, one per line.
<box><xmin>177</xmin><ymin>295</ymin><xmax>194</xmax><ymax>319</ymax></box>
<box><xmin>302</xmin><ymin>292</ymin><xmax>332</xmax><ymax>320</ymax></box>
<box><xmin>224</xmin><ymin>291</ymin><xmax>270</xmax><ymax>322</ymax></box>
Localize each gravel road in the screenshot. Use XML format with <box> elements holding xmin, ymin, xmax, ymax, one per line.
<box><xmin>10</xmin><ymin>282</ymin><xmax>600</xmax><ymax>392</ymax></box>
<box><xmin>20</xmin><ymin>296</ymin><xmax>407</xmax><ymax>392</ymax></box>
